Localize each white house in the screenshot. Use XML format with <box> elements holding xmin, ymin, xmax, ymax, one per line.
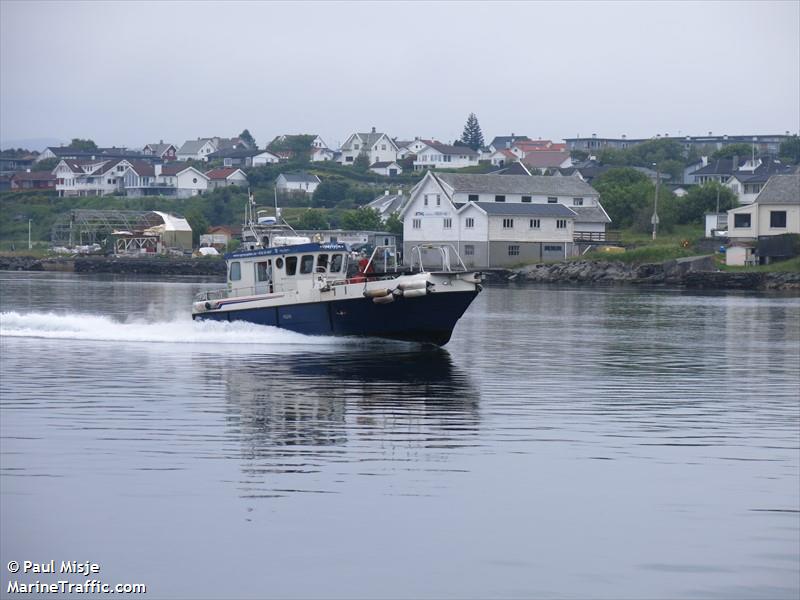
<box><xmin>158</xmin><ymin>164</ymin><xmax>209</xmax><ymax>197</ymax></box>
<box><xmin>396</xmin><ymin>138</ymin><xmax>435</xmax><ymax>159</ymax></box>
<box><xmin>311</xmin><ymin>148</ymin><xmax>336</xmax><ymax>162</ymax></box>
<box><xmin>414</xmin><ymin>142</ymin><xmax>479</xmax><ymax>170</ymax></box>
<box><xmin>275</xmin><ymin>171</ymin><xmax>321</xmax><ymax>194</ymax></box>
<box><xmin>177</xmin><ymin>138</ymin><xmax>218</xmax><ymax>162</ymax></box>
<box><xmin>338</xmin><ymin>128</ymin><xmax>399</xmax><ymax>165</ymax></box>
<box><xmin>726</xmin><ymin>174</ymin><xmax>800</xmax><ymax>265</ymax></box>
<box><xmin>52</xmin><ymin>158</ymin><xmax>133</xmax><ymax>197</ymax></box>
<box><xmin>398</xmin><ymin>171</ymin><xmax>586</xmax><ymax>267</ymax></box>
<box><xmin>205</xmin><ymin>168</ymin><xmax>248</xmax><ymax>189</ymax></box>
<box><xmin>370</xmin><ymin>161</ymin><xmax>403</xmax><ymax>177</ymax></box>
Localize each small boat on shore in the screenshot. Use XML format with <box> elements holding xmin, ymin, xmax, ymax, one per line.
<box><xmin>191</xmin><ymin>201</ymin><xmax>481</xmax><ymax>346</ymax></box>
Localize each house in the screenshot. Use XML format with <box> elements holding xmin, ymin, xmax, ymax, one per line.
<box><xmin>366</xmin><ymin>190</ymin><xmax>408</xmax><ymax>222</ymax></box>
<box><xmin>37</xmin><ymin>146</ymin><xmax>144</xmax><ymax>163</ymax></box>
<box><xmin>370</xmin><ymin>161</ymin><xmax>403</xmax><ymax>176</ymax></box>
<box><xmin>176</xmin><ymin>138</ymin><xmax>218</xmax><ymax>162</ymax></box>
<box><xmin>723</xmin><ymin>159</ymin><xmax>794</xmax><ymax>204</ymax></box>
<box><xmin>52</xmin><ymin>158</ymin><xmax>132</xmax><ymax>196</ymax></box>
<box><xmin>200</xmin><ymin>225</ymin><xmax>238</xmax><ymax>249</ymax></box>
<box><xmin>396</xmin><ymin>138</ymin><xmax>435</xmax><ymax>159</ymax></box>
<box><xmin>490</xmin><ymin>161</ymin><xmax>533</xmax><ymax>176</ymax></box>
<box><xmin>10</xmin><ymin>170</ymin><xmax>56</xmax><ymax>190</ymax></box>
<box><xmin>565</xmin><ymin>134</ymin><xmax>645</xmax><ymax>153</ymax></box>
<box><xmin>275</xmin><ymin>171</ymin><xmax>320</xmax><ymax>194</ymax></box>
<box><xmin>399</xmin><ymin>171</ymin><xmax>608</xmax><ymax>266</ymax></box>
<box><xmin>0</xmin><ymin>154</ymin><xmax>37</xmax><ymax>174</ymax></box>
<box><xmin>509</xmin><ymin>140</ymin><xmax>567</xmax><ymax>158</ymax></box>
<box><xmin>488</xmin><ymin>135</ymin><xmax>531</xmax><ymax>152</ymax></box>
<box><xmin>414</xmin><ymin>143</ymin><xmax>479</xmax><ymax>170</ymax></box>
<box><xmin>311</xmin><ymin>147</ymin><xmax>336</xmax><ymax>162</ymax></box>
<box><xmin>520</xmin><ymin>151</ymin><xmax>572</xmax><ymax>174</ymax></box>
<box><xmin>726</xmin><ymin>174</ymin><xmax>800</xmax><ymax>265</ymax></box>
<box><xmin>489</xmin><ymin>149</ymin><xmax>518</xmax><ymax>167</ymax></box>
<box><xmin>206</xmin><ymin>147</ymin><xmax>280</xmax><ymax>168</ymax></box>
<box><xmin>271</xmin><ymin>134</ymin><xmax>328</xmax><ymax>150</ymax></box>
<box><xmin>688</xmin><ymin>157</ymin><xmax>739</xmax><ymax>184</ymax></box>
<box><xmin>205</xmin><ymin>168</ymin><xmax>248</xmax><ymax>189</ymax></box>
<box><xmin>142</xmin><ymin>141</ymin><xmax>177</xmax><ymax>161</ymax></box>
<box><xmin>158</xmin><ymin>164</ymin><xmax>209</xmax><ymax>196</ymax></box>
<box><xmin>339</xmin><ymin>128</ymin><xmax>398</xmax><ymax>165</ymax></box>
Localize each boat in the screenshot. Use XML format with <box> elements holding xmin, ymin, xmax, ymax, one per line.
<box><xmin>191</xmin><ymin>198</ymin><xmax>482</xmax><ymax>346</ymax></box>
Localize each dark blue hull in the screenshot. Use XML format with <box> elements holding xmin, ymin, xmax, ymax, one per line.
<box><xmin>193</xmin><ymin>290</ymin><xmax>480</xmax><ymax>346</ymax></box>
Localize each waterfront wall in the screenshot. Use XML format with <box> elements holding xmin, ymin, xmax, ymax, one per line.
<box><xmin>0</xmin><ymin>255</ymin><xmax>226</xmax><ymax>276</ymax></box>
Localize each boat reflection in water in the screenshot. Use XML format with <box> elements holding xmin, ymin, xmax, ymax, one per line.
<box><xmin>198</xmin><ymin>348</ymin><xmax>480</xmax><ymax>496</ymax></box>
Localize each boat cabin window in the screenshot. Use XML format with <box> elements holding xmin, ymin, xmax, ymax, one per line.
<box><xmin>300</xmin><ymin>255</ymin><xmax>314</xmax><ymax>274</ymax></box>
<box><xmin>256</xmin><ymin>261</ymin><xmax>271</xmax><ymax>282</ymax></box>
<box><xmin>285</xmin><ymin>256</ymin><xmax>297</xmax><ymax>275</ymax></box>
<box><xmin>229</xmin><ymin>261</ymin><xmax>241</xmax><ymax>281</ymax></box>
<box><xmin>330</xmin><ymin>254</ymin><xmax>343</xmax><ymax>273</ymax></box>
<box><xmin>317</xmin><ymin>254</ymin><xmax>328</xmax><ymax>271</ymax></box>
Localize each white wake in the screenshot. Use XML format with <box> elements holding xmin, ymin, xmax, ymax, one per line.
<box><xmin>0</xmin><ymin>311</ymin><xmax>339</xmax><ymax>346</ymax></box>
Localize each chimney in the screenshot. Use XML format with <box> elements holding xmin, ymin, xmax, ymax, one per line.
<box><xmin>160</xmin><ymin>139</ymin><xmax>164</xmax><ymax>144</ymax></box>
<box><xmin>371</xmin><ymin>127</ymin><xmax>376</xmax><ymax>133</ymax></box>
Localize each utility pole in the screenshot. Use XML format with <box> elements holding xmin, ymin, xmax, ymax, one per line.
<box><xmin>651</xmin><ymin>163</ymin><xmax>660</xmax><ymax>240</ymax></box>
<box><xmin>28</xmin><ymin>219</ymin><xmax>32</xmax><ymax>250</ymax></box>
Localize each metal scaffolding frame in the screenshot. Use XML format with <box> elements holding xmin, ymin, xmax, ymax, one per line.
<box><xmin>50</xmin><ymin>209</ymin><xmax>165</xmax><ymax>248</ymax></box>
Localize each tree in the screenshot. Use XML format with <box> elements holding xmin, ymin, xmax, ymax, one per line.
<box><xmin>570</xmin><ymin>149</ymin><xmax>589</xmax><ymax>162</ymax></box>
<box><xmin>460</xmin><ymin>113</ymin><xmax>485</xmax><ymax>151</ymax></box>
<box><xmin>239</xmin><ymin>129</ymin><xmax>256</xmax><ymax>148</ymax></box>
<box><xmin>711</xmin><ymin>143</ymin><xmax>757</xmax><ymax>160</ymax></box>
<box><xmin>674</xmin><ymin>182</ymin><xmax>738</xmax><ymax>225</ymax></box>
<box><xmin>312</xmin><ymin>180</ymin><xmax>349</xmax><ymax>208</ymax></box>
<box><xmin>341</xmin><ymin>208</ymin><xmax>383</xmax><ymax>231</ymax></box>
<box><xmin>594</xmin><ymin>167</ymin><xmax>679</xmax><ymax>233</ymax></box>
<box><xmin>353</xmin><ymin>151</ymin><xmax>370</xmax><ymax>171</ymax></box>
<box><xmin>35</xmin><ymin>157</ymin><xmax>59</xmax><ymax>171</ymax></box>
<box><xmin>297</xmin><ymin>208</ymin><xmax>329</xmax><ymax>230</ymax></box>
<box><xmin>779</xmin><ymin>135</ymin><xmax>800</xmax><ymax>164</ymax></box>
<box><xmin>384</xmin><ymin>211</ymin><xmax>403</xmax><ymax>235</ymax></box>
<box><xmin>69</xmin><ymin>138</ymin><xmax>98</xmax><ymax>151</ymax></box>
<box><xmin>184</xmin><ymin>209</ymin><xmax>209</xmax><ymax>246</ymax></box>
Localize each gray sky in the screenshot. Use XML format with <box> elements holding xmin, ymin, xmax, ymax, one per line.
<box><xmin>1</xmin><ymin>0</ymin><xmax>798</xmax><ymax>150</ymax></box>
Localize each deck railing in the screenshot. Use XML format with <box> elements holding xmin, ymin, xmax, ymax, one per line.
<box><xmin>573</xmin><ymin>231</ymin><xmax>622</xmax><ymax>243</ymax></box>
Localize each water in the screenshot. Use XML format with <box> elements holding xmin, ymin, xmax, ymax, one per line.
<box><xmin>1</xmin><ymin>272</ymin><xmax>798</xmax><ymax>599</ymax></box>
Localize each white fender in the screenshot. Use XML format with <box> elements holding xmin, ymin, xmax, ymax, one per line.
<box><xmin>364</xmin><ymin>288</ymin><xmax>391</xmax><ymax>298</ymax></box>
<box><xmin>401</xmin><ymin>288</ymin><xmax>428</xmax><ymax>298</ymax></box>
<box><xmin>398</xmin><ymin>279</ymin><xmax>427</xmax><ymax>291</ymax></box>
<box><xmin>373</xmin><ymin>294</ymin><xmax>395</xmax><ymax>304</ymax></box>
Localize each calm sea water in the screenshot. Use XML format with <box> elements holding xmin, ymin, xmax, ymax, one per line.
<box><xmin>1</xmin><ymin>272</ymin><xmax>798</xmax><ymax>599</ymax></box>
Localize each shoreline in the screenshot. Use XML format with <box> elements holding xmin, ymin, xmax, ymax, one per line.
<box><xmin>1</xmin><ymin>254</ymin><xmax>798</xmax><ymax>291</ymax></box>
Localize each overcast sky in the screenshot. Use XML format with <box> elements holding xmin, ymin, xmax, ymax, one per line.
<box><xmin>1</xmin><ymin>0</ymin><xmax>798</xmax><ymax>150</ymax></box>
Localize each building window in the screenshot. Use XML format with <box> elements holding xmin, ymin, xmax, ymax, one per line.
<box><xmin>354</xmin><ymin>144</ymin><xmax>360</xmax><ymax>150</ymax></box>
<box><xmin>547</xmin><ymin>197</ymin><xmax>557</xmax><ymax>203</ymax></box>
<box><xmin>412</xmin><ymin>218</ymin><xmax>421</xmax><ymax>229</ymax></box>
<box><xmin>503</xmin><ymin>218</ymin><xmax>514</xmax><ymax>229</ymax></box>
<box><xmin>770</xmin><ymin>211</ymin><xmax>787</xmax><ymax>228</ymax></box>
<box><xmin>556</xmin><ymin>219</ymin><xmax>567</xmax><ymax>229</ymax></box>
<box><xmin>424</xmin><ymin>194</ymin><xmax>428</xmax><ymax>206</ymax></box>
<box><xmin>436</xmin><ymin>194</ymin><xmax>441</xmax><ymax>206</ymax></box>
<box><xmin>522</xmin><ymin>196</ymin><xmax>531</xmax><ymax>203</ymax></box>
<box><xmin>468</xmin><ymin>194</ymin><xmax>479</xmax><ymax>202</ymax></box>
<box><xmin>734</xmin><ymin>213</ymin><xmax>751</xmax><ymax>228</ymax></box>
<box><xmin>465</xmin><ymin>217</ymin><xmax>474</xmax><ymax>228</ymax></box>
<box><xmin>495</xmin><ymin>195</ymin><xmax>506</xmax><ymax>202</ymax></box>
<box><xmin>346</xmin><ymin>156</ymin><xmax>353</xmax><ymax>162</ymax></box>
<box><xmin>464</xmin><ymin>245</ymin><xmax>474</xmax><ymax>256</ymax></box>
<box><xmin>573</xmin><ymin>197</ymin><xmax>584</xmax><ymax>206</ymax></box>
<box><xmin>229</xmin><ymin>261</ymin><xmax>241</xmax><ymax>281</ymax></box>
<box><xmin>544</xmin><ymin>245</ymin><xmax>563</xmax><ymax>252</ymax></box>
<box><xmin>381</xmin><ymin>144</ymin><xmax>386</xmax><ymax>150</ymax></box>
<box><xmin>508</xmin><ymin>245</ymin><xmax>520</xmax><ymax>256</ymax></box>
<box><xmin>530</xmin><ymin>219</ymin><xmax>540</xmax><ymax>229</ymax></box>
<box><xmin>443</xmin><ymin>218</ymin><xmax>452</xmax><ymax>229</ymax></box>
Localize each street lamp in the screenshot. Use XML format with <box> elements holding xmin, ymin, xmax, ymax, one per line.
<box><xmin>651</xmin><ymin>163</ymin><xmax>660</xmax><ymax>240</ymax></box>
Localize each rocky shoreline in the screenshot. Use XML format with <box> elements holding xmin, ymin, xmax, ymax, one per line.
<box><xmin>0</xmin><ymin>255</ymin><xmax>226</xmax><ymax>276</ymax></box>
<box><xmin>1</xmin><ymin>254</ymin><xmax>798</xmax><ymax>290</ymax></box>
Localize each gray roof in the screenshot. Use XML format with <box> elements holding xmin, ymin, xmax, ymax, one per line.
<box><xmin>177</xmin><ymin>139</ymin><xmax>212</xmax><ymax>155</ymax></box>
<box><xmin>436</xmin><ymin>172</ymin><xmax>599</xmax><ymax>197</ymax></box>
<box><xmin>570</xmin><ymin>205</ymin><xmax>612</xmax><ymax>224</ymax></box>
<box><xmin>145</xmin><ymin>143</ymin><xmax>173</xmax><ymax>155</ymax></box>
<box><xmin>367</xmin><ymin>193</ymin><xmax>408</xmax><ymax>215</ymax></box>
<box><xmin>279</xmin><ymin>171</ymin><xmax>320</xmax><ymax>183</ymax></box>
<box><xmin>471</xmin><ymin>202</ymin><xmax>576</xmax><ymax>217</ymax></box>
<box><xmin>490</xmin><ymin>135</ymin><xmax>530</xmax><ymax>150</ymax></box>
<box><xmin>370</xmin><ymin>161</ymin><xmax>397</xmax><ymax>168</ymax></box>
<box><xmin>357</xmin><ymin>132</ymin><xmax>387</xmax><ymax>147</ymax></box>
<box><xmin>754</xmin><ymin>174</ymin><xmax>800</xmax><ymax>204</ymax></box>
<box><xmin>426</xmin><ymin>142</ymin><xmax>478</xmax><ymax>156</ymax></box>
